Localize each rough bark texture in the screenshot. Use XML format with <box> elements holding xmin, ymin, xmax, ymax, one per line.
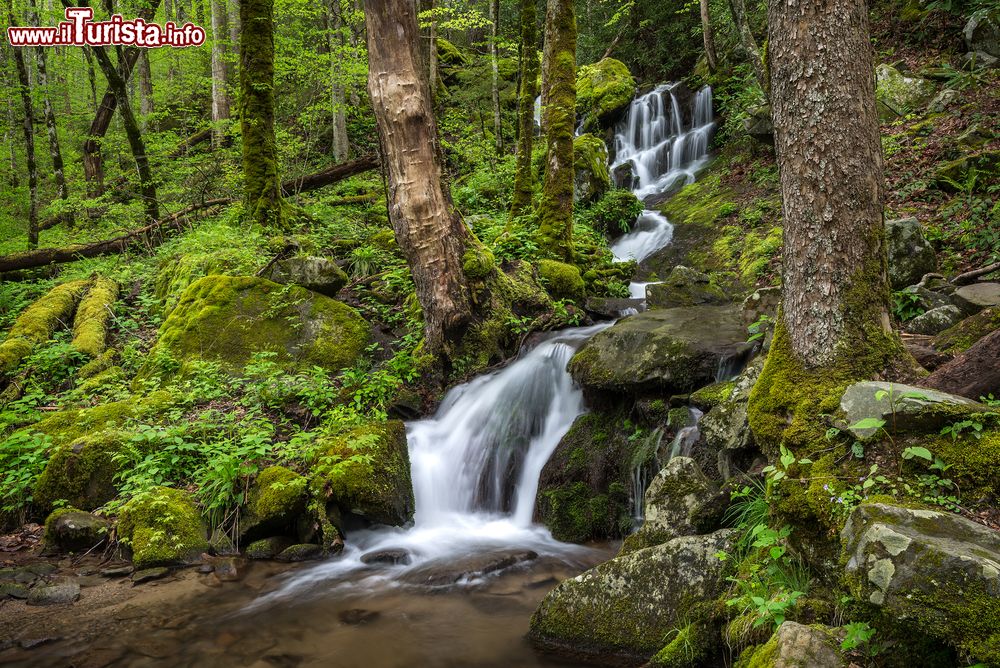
<box><xmin>700</xmin><ymin>0</ymin><xmax>718</xmax><ymax>72</ymax></box>
<box><xmin>922</xmin><ymin>330</ymin><xmax>1000</xmax><ymax>400</ymax></box>
<box><xmin>538</xmin><ymin>0</ymin><xmax>576</xmax><ymax>262</ymax></box>
<box><xmin>489</xmin><ymin>0</ymin><xmax>502</xmax><ymax>155</ymax></box>
<box><xmin>768</xmin><ymin>0</ymin><xmax>890</xmax><ymax>367</ymax></box>
<box><xmin>138</xmin><ymin>50</ymin><xmax>154</xmax><ymax>118</ymax></box>
<box><xmin>327</xmin><ymin>0</ymin><xmax>350</xmax><ymax>162</ymax></box>
<box><xmin>210</xmin><ymin>0</ymin><xmax>230</xmax><ymax>146</ymax></box>
<box><xmin>239</xmin><ymin>0</ymin><xmax>285</xmax><ymax>228</ymax></box>
<box><xmin>11</xmin><ymin>31</ymin><xmax>39</xmax><ymax>248</ymax></box>
<box><xmin>363</xmin><ymin>0</ymin><xmax>472</xmax><ymax>354</ymax></box>
<box><xmin>510</xmin><ymin>0</ymin><xmax>539</xmax><ymax>218</ymax></box>
<box><xmin>728</xmin><ymin>0</ymin><xmax>768</xmax><ymax>96</ymax></box>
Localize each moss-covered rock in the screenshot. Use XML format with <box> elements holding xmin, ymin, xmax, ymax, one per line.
<box><xmin>260</xmin><ymin>256</ymin><xmax>348</xmax><ymax>298</ymax></box>
<box><xmin>933</xmin><ymin>306</ymin><xmax>1000</xmax><ymax>354</ymax></box>
<box><xmin>648</xmin><ymin>620</ymin><xmax>715</xmax><ymax>667</ymax></box>
<box><xmin>689</xmin><ymin>380</ymin><xmax>735</xmax><ymax>411</ymax></box>
<box><xmin>71</xmin><ymin>277</ymin><xmax>118</xmax><ymax>359</ymax></box>
<box><xmin>310</xmin><ymin>420</ymin><xmax>414</xmax><ymax>527</ymax></box>
<box><xmin>875</xmin><ymin>64</ymin><xmax>936</xmax><ymax>121</ymax></box>
<box><xmin>33</xmin><ymin>430</ymin><xmax>131</xmax><ymax>512</ymax></box>
<box><xmin>25</xmin><ymin>391</ymin><xmax>175</xmax><ymax>450</ymax></box>
<box><xmin>147</xmin><ymin>275</ymin><xmax>369</xmax><ymax>377</ymax></box>
<box><xmin>645</xmin><ymin>266</ymin><xmax>728</xmax><ymax>309</ymax></box>
<box><xmin>117</xmin><ymin>487</ymin><xmax>209</xmax><ymax>569</ymax></box>
<box><xmin>576</xmin><ymin>58</ymin><xmax>635</xmax><ymax>131</ymax></box>
<box><xmin>573</xmin><ymin>134</ymin><xmax>611</xmax><ymax>204</ymax></box>
<box><xmin>735</xmin><ymin>623</ymin><xmax>846</xmax><ymax>668</ymax></box>
<box><xmin>586</xmin><ymin>189</ymin><xmax>644</xmax><ymax>237</ymax></box>
<box><xmin>240</xmin><ymin>466</ymin><xmax>307</xmax><ymax>543</ymax></box>
<box><xmin>840</xmin><ymin>381</ymin><xmax>990</xmax><ymax>439</ymax></box>
<box><xmin>537</xmin><ymin>259</ymin><xmax>585</xmax><ymax>301</ymax></box>
<box><xmin>932</xmin><ymin>151</ymin><xmax>1000</xmax><ymax>193</ymax></box>
<box><xmin>933</xmin><ymin>427</ymin><xmax>1000</xmax><ymax>502</ymax></box>
<box><xmin>885</xmin><ymin>218</ymin><xmax>937</xmax><ymax>290</ymax></box>
<box><xmin>0</xmin><ymin>280</ymin><xmax>89</xmax><ymax>378</ymax></box>
<box><xmin>42</xmin><ymin>508</ymin><xmax>109</xmax><ymax>553</ymax></box>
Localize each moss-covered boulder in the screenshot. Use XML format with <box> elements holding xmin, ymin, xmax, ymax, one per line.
<box><xmin>71</xmin><ymin>277</ymin><xmax>118</xmax><ymax>358</ymax></box>
<box><xmin>905</xmin><ymin>305</ymin><xmax>963</xmax><ymax>336</ymax></box>
<box><xmin>573</xmin><ymin>134</ymin><xmax>611</xmax><ymax>204</ymax></box>
<box><xmin>260</xmin><ymin>256</ymin><xmax>348</xmax><ymax>298</ymax></box>
<box><xmin>933</xmin><ymin>306</ymin><xmax>1000</xmax><ymax>354</ymax></box>
<box><xmin>42</xmin><ymin>508</ymin><xmax>110</xmax><ymax>553</ymax></box>
<box><xmin>147</xmin><ymin>275</ymin><xmax>369</xmax><ymax>377</ymax></box>
<box><xmin>240</xmin><ymin>466</ymin><xmax>307</xmax><ymax>543</ymax></box>
<box><xmin>576</xmin><ymin>58</ymin><xmax>635</xmax><ymax>131</ymax></box>
<box><xmin>0</xmin><ymin>280</ymin><xmax>89</xmax><ymax>378</ymax></box>
<box><xmin>537</xmin><ymin>259</ymin><xmax>586</xmax><ymax>301</ymax></box>
<box><xmin>586</xmin><ymin>189</ymin><xmax>644</xmax><ymax>237</ymax></box>
<box><xmin>568</xmin><ymin>306</ymin><xmax>753</xmax><ymax>396</ymax></box>
<box><xmin>645</xmin><ymin>266</ymin><xmax>728</xmax><ymax>309</ymax></box>
<box><xmin>118</xmin><ymin>487</ymin><xmax>209</xmax><ymax>569</ymax></box>
<box><xmin>875</xmin><ymin>64</ymin><xmax>936</xmax><ymax>121</ymax></box>
<box><xmin>528</xmin><ymin>529</ymin><xmax>734</xmax><ymax>662</ymax></box>
<box><xmin>735</xmin><ymin>623</ymin><xmax>847</xmax><ymax>668</ymax></box>
<box><xmin>932</xmin><ymin>151</ymin><xmax>1000</xmax><ymax>193</ymax></box>
<box><xmin>842</xmin><ymin>502</ymin><xmax>1000</xmax><ymax>663</ymax></box>
<box><xmin>310</xmin><ymin>420</ymin><xmax>414</xmax><ymax>527</ymax></box>
<box><xmin>885</xmin><ymin>218</ymin><xmax>937</xmax><ymax>290</ymax></box>
<box><xmin>839</xmin><ymin>381</ymin><xmax>989</xmax><ymax>439</ymax></box>
<box><xmin>33</xmin><ymin>430</ymin><xmax>131</xmax><ymax>512</ymax></box>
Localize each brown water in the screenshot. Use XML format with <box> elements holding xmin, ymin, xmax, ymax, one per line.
<box><xmin>4</xmin><ymin>547</ymin><xmax>615</xmax><ymax>668</ymax></box>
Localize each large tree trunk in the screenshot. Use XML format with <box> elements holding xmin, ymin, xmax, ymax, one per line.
<box><xmin>923</xmin><ymin>330</ymin><xmax>1000</xmax><ymax>400</ymax></box>
<box><xmin>699</xmin><ymin>0</ymin><xmax>718</xmax><ymax>72</ymax></box>
<box><xmin>728</xmin><ymin>0</ymin><xmax>767</xmax><ymax>96</ymax></box>
<box><xmin>363</xmin><ymin>0</ymin><xmax>472</xmax><ymax>355</ymax></box>
<box><xmin>210</xmin><ymin>0</ymin><xmax>231</xmax><ymax>146</ymax></box>
<box><xmin>11</xmin><ymin>31</ymin><xmax>39</xmax><ymax>248</ymax></box>
<box><xmin>240</xmin><ymin>0</ymin><xmax>285</xmax><ymax>227</ymax></box>
<box><xmin>489</xmin><ymin>0</ymin><xmax>502</xmax><ymax>155</ymax></box>
<box><xmin>537</xmin><ymin>0</ymin><xmax>576</xmax><ymax>261</ymax></box>
<box><xmin>510</xmin><ymin>0</ymin><xmax>539</xmax><ymax>218</ymax></box>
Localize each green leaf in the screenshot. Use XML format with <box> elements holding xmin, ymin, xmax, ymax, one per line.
<box><xmin>849</xmin><ymin>417</ymin><xmax>886</xmax><ymax>431</ymax></box>
<box><xmin>902</xmin><ymin>446</ymin><xmax>933</xmax><ymax>462</ymax></box>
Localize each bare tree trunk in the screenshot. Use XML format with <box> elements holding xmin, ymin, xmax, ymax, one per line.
<box><xmin>489</xmin><ymin>0</ymin><xmax>502</xmax><ymax>155</ymax></box>
<box><xmin>363</xmin><ymin>0</ymin><xmax>472</xmax><ymax>355</ymax></box>
<box><xmin>210</xmin><ymin>0</ymin><xmax>230</xmax><ymax>146</ymax></box>
<box><xmin>3</xmin><ymin>49</ymin><xmax>21</xmax><ymax>188</ymax></box>
<box><xmin>699</xmin><ymin>0</ymin><xmax>718</xmax><ymax>72</ymax></box>
<box><xmin>137</xmin><ymin>50</ymin><xmax>154</xmax><ymax>118</ymax></box>
<box><xmin>228</xmin><ymin>0</ymin><xmax>240</xmax><ymax>56</ymax></box>
<box><xmin>767</xmin><ymin>0</ymin><xmax>889</xmax><ymax>367</ymax></box>
<box><xmin>510</xmin><ymin>0</ymin><xmax>539</xmax><ymax>217</ymax></box>
<box><xmin>728</xmin><ymin>0</ymin><xmax>767</xmax><ymax>96</ymax></box>
<box><xmin>328</xmin><ymin>0</ymin><xmax>349</xmax><ymax>162</ymax></box>
<box><xmin>27</xmin><ymin>0</ymin><xmax>67</xmax><ymax>205</ymax></box>
<box><xmin>11</xmin><ymin>33</ymin><xmax>39</xmax><ymax>248</ymax></box>
<box><xmin>82</xmin><ymin>46</ymin><xmax>98</xmax><ymax>113</ymax></box>
<box><xmin>538</xmin><ymin>0</ymin><xmax>576</xmax><ymax>261</ymax></box>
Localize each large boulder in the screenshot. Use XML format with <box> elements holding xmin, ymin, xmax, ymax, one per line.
<box><xmin>875</xmin><ymin>64</ymin><xmax>936</xmax><ymax>121</ymax></box>
<box><xmin>573</xmin><ymin>134</ymin><xmax>611</xmax><ymax>204</ymax></box>
<box><xmin>842</xmin><ymin>503</ymin><xmax>1000</xmax><ymax>663</ymax></box>
<box><xmin>906</xmin><ymin>305</ymin><xmax>964</xmax><ymax>335</ymax></box>
<box><xmin>529</xmin><ymin>530</ymin><xmax>734</xmax><ymax>663</ymax></box>
<box><xmin>568</xmin><ymin>306</ymin><xmax>753</xmax><ymax>395</ymax></box>
<box><xmin>885</xmin><ymin>218</ymin><xmax>937</xmax><ymax>289</ymax></box>
<box><xmin>42</xmin><ymin>509</ymin><xmax>110</xmax><ymax>553</ymax></box>
<box><xmin>965</xmin><ymin>10</ymin><xmax>1000</xmax><ymax>60</ymax></box>
<box><xmin>33</xmin><ymin>430</ymin><xmax>130</xmax><ymax>513</ymax></box>
<box><xmin>933</xmin><ymin>151</ymin><xmax>1000</xmax><ymax>193</ymax></box>
<box><xmin>240</xmin><ymin>466</ymin><xmax>308</xmax><ymax>543</ymax></box>
<box><xmin>840</xmin><ymin>381</ymin><xmax>987</xmax><ymax>439</ymax></box>
<box><xmin>118</xmin><ymin>487</ymin><xmax>209</xmax><ymax>569</ymax></box>
<box><xmin>537</xmin><ymin>259</ymin><xmax>586</xmax><ymax>301</ymax></box>
<box><xmin>736</xmin><ymin>623</ymin><xmax>847</xmax><ymax>668</ymax></box>
<box><xmin>953</xmin><ymin>282</ymin><xmax>1000</xmax><ymax>314</ymax></box>
<box><xmin>743</xmin><ymin>104</ymin><xmax>774</xmax><ymax>145</ymax></box>
<box><xmin>645</xmin><ymin>266</ymin><xmax>728</xmax><ymax>309</ymax></box>
<box><xmin>147</xmin><ymin>275</ymin><xmax>369</xmax><ymax>377</ymax></box>
<box><xmin>575</xmin><ymin>58</ymin><xmax>635</xmax><ymax>131</ymax></box>
<box><xmin>260</xmin><ymin>256</ymin><xmax>348</xmax><ymax>297</ymax></box>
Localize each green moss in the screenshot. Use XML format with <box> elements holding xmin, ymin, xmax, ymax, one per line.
<box><xmin>148</xmin><ymin>275</ymin><xmax>370</xmax><ymax>377</ymax></box>
<box><xmin>933</xmin><ymin>306</ymin><xmax>1000</xmax><ymax>355</ymax></box>
<box><xmin>71</xmin><ymin>277</ymin><xmax>118</xmax><ymax>358</ymax></box>
<box><xmin>77</xmin><ymin>349</ymin><xmax>116</xmax><ymax>380</ymax></box>
<box><xmin>586</xmin><ymin>189</ymin><xmax>644</xmax><ymax>237</ymax></box>
<box><xmin>26</xmin><ymin>390</ymin><xmax>175</xmax><ymax>449</ymax></box>
<box><xmin>932</xmin><ymin>428</ymin><xmax>1000</xmax><ymax>502</ymax></box>
<box><xmin>510</xmin><ymin>0</ymin><xmax>540</xmax><ymax>218</ymax></box>
<box><xmin>689</xmin><ymin>380</ymin><xmax>736</xmax><ymax>410</ymax></box>
<box><xmin>33</xmin><ymin>430</ymin><xmax>131</xmax><ymax>513</ymax></box>
<box><xmin>576</xmin><ymin>58</ymin><xmax>635</xmax><ymax>131</ymax></box>
<box><xmin>540</xmin><ymin>481</ymin><xmax>621</xmax><ymax>543</ymax></box>
<box><xmin>435</xmin><ymin>37</ymin><xmax>467</xmax><ymax>67</ymax></box>
<box><xmin>648</xmin><ymin>622</ymin><xmax>713</xmax><ymax>668</ymax></box>
<box><xmin>734</xmin><ymin>636</ymin><xmax>778</xmax><ymax>668</ymax></box>
<box><xmin>0</xmin><ymin>280</ymin><xmax>89</xmax><ymax>377</ymax></box>
<box><xmin>463</xmin><ymin>246</ymin><xmax>496</xmax><ymax>279</ymax></box>
<box><xmin>247</xmin><ymin>466</ymin><xmax>307</xmax><ymax>526</ymax></box>
<box><xmin>537</xmin><ymin>259</ymin><xmax>585</xmax><ymax>301</ymax></box>
<box><xmin>573</xmin><ymin>134</ymin><xmax>611</xmax><ymax>204</ymax></box>
<box><xmin>117</xmin><ymin>487</ymin><xmax>208</xmax><ymax>568</ymax></box>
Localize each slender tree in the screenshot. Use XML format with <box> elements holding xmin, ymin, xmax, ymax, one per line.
<box><xmin>210</xmin><ymin>0</ymin><xmax>230</xmax><ymax>146</ymax></box>
<box><xmin>363</xmin><ymin>0</ymin><xmax>472</xmax><ymax>355</ymax></box>
<box><xmin>727</xmin><ymin>0</ymin><xmax>767</xmax><ymax>96</ymax></box>
<box><xmin>9</xmin><ymin>34</ymin><xmax>39</xmax><ymax>247</ymax></box>
<box><xmin>327</xmin><ymin>0</ymin><xmax>349</xmax><ymax>162</ymax></box>
<box><xmin>137</xmin><ymin>50</ymin><xmax>154</xmax><ymax>118</ymax></box>
<box><xmin>29</xmin><ymin>0</ymin><xmax>68</xmax><ymax>205</ymax></box>
<box><xmin>510</xmin><ymin>0</ymin><xmax>539</xmax><ymax>218</ymax></box>
<box><xmin>699</xmin><ymin>0</ymin><xmax>718</xmax><ymax>72</ymax></box>
<box><xmin>537</xmin><ymin>0</ymin><xmax>576</xmax><ymax>261</ymax></box>
<box><xmin>489</xmin><ymin>0</ymin><xmax>502</xmax><ymax>155</ymax></box>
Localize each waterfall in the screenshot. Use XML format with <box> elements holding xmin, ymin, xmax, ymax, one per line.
<box><xmin>665</xmin><ymin>408</ymin><xmax>704</xmax><ymax>461</ymax></box>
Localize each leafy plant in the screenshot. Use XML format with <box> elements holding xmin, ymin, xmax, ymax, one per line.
<box><xmin>891</xmin><ymin>290</ymin><xmax>924</xmax><ymax>322</ymax></box>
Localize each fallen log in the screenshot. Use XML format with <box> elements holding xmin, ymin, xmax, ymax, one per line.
<box><xmin>279</xmin><ymin>155</ymin><xmax>379</xmax><ymax>196</ymax></box>
<box><xmin>922</xmin><ymin>329</ymin><xmax>1000</xmax><ymax>400</ymax></box>
<box><xmin>953</xmin><ymin>262</ymin><xmax>1000</xmax><ymax>287</ymax></box>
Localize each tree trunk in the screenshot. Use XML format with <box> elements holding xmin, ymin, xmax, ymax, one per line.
<box><xmin>510</xmin><ymin>0</ymin><xmax>539</xmax><ymax>218</ymax></box>
<box><xmin>489</xmin><ymin>0</ymin><xmax>502</xmax><ymax>155</ymax></box>
<box><xmin>28</xmin><ymin>0</ymin><xmax>67</xmax><ymax>204</ymax></box>
<box><xmin>210</xmin><ymin>0</ymin><xmax>231</xmax><ymax>146</ymax></box>
<box><xmin>11</xmin><ymin>31</ymin><xmax>39</xmax><ymax>248</ymax></box>
<box><xmin>82</xmin><ymin>46</ymin><xmax>98</xmax><ymax>113</ymax></box>
<box><xmin>3</xmin><ymin>48</ymin><xmax>21</xmax><ymax>189</ymax></box>
<box><xmin>328</xmin><ymin>0</ymin><xmax>349</xmax><ymax>162</ymax></box>
<box><xmin>537</xmin><ymin>0</ymin><xmax>576</xmax><ymax>261</ymax></box>
<box><xmin>138</xmin><ymin>49</ymin><xmax>154</xmax><ymax>118</ymax></box>
<box><xmin>240</xmin><ymin>0</ymin><xmax>286</xmax><ymax>227</ymax></box>
<box><xmin>923</xmin><ymin>330</ymin><xmax>1000</xmax><ymax>400</ymax></box>
<box><xmin>728</xmin><ymin>0</ymin><xmax>767</xmax><ymax>96</ymax></box>
<box><xmin>699</xmin><ymin>0</ymin><xmax>718</xmax><ymax>72</ymax></box>
<box><xmin>768</xmin><ymin>0</ymin><xmax>889</xmax><ymax>368</ymax></box>
<box><xmin>363</xmin><ymin>0</ymin><xmax>472</xmax><ymax>355</ymax></box>
<box><xmin>228</xmin><ymin>0</ymin><xmax>240</xmax><ymax>57</ymax></box>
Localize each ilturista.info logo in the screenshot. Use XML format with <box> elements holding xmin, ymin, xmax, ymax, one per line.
<box><xmin>7</xmin><ymin>7</ymin><xmax>206</xmax><ymax>48</ymax></box>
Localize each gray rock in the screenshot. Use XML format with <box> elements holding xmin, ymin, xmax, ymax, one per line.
<box><xmin>401</xmin><ymin>550</ymin><xmax>538</xmax><ymax>586</ymax></box>
<box><xmin>842</xmin><ymin>503</ymin><xmax>1000</xmax><ymax>661</ymax></box>
<box><xmin>840</xmin><ymin>381</ymin><xmax>984</xmax><ymax>439</ymax></box>
<box><xmin>99</xmin><ymin>565</ymin><xmax>133</xmax><ymax>578</ymax></box>
<box><xmin>26</xmin><ymin>580</ymin><xmax>80</xmax><ymax>606</ymax></box>
<box><xmin>276</xmin><ymin>543</ymin><xmax>323</xmax><ymax>562</ymax></box>
<box><xmin>763</xmin><ymin>622</ymin><xmax>847</xmax><ymax>668</ymax></box>
<box><xmin>568</xmin><ymin>306</ymin><xmax>754</xmax><ymax>395</ymax></box>
<box><xmin>901</xmin><ymin>284</ymin><xmax>952</xmax><ymax>312</ymax></box>
<box><xmin>611</xmin><ymin>161</ymin><xmax>635</xmax><ymax>190</ymax></box>
<box><xmin>885</xmin><ymin>218</ymin><xmax>937</xmax><ymax>289</ymax></box>
<box><xmin>261</xmin><ymin>256</ymin><xmax>348</xmax><ymax>298</ymax></box>
<box><xmin>740</xmin><ymin>286</ymin><xmax>781</xmax><ymax>328</ymax></box>
<box><xmin>927</xmin><ymin>88</ymin><xmax>960</xmax><ymax>113</ymax></box>
<box><xmin>584</xmin><ymin>296</ymin><xmax>644</xmax><ymax>319</ymax></box>
<box><xmin>743</xmin><ymin>104</ymin><xmax>774</xmax><ymax>144</ymax></box>
<box><xmin>699</xmin><ymin>358</ymin><xmax>764</xmax><ymax>480</ymax></box>
<box><xmin>0</xmin><ymin>583</ymin><xmax>29</xmax><ymax>599</ymax></box>
<box><xmin>645</xmin><ymin>266</ymin><xmax>727</xmax><ymax>309</ymax></box>
<box><xmin>906</xmin><ymin>305</ymin><xmax>964</xmax><ymax>335</ymax></box>
<box><xmin>875</xmin><ymin>65</ymin><xmax>936</xmax><ymax>121</ymax></box>
<box><xmin>209</xmin><ymin>556</ymin><xmax>248</xmax><ymax>582</ymax></box>
<box><xmin>953</xmin><ymin>282</ymin><xmax>1000</xmax><ymax>314</ymax></box>
<box><xmin>963</xmin><ymin>50</ymin><xmax>999</xmax><ymax>68</ymax></box>
<box><xmin>620</xmin><ymin>457</ymin><xmax>719</xmax><ymax>555</ymax></box>
<box><xmin>245</xmin><ymin>536</ymin><xmax>296</xmax><ymax>560</ymax></box>
<box><xmin>529</xmin><ymin>530</ymin><xmax>734</xmax><ymax>661</ymax></box>
<box><xmin>43</xmin><ymin>510</ymin><xmax>109</xmax><ymax>553</ymax></box>
<box><xmin>131</xmin><ymin>567</ymin><xmax>170</xmax><ymax>584</ymax></box>
<box><xmin>965</xmin><ymin>9</ymin><xmax>1000</xmax><ymax>59</ymax></box>
<box><xmin>361</xmin><ymin>549</ymin><xmax>412</xmax><ymax>566</ymax></box>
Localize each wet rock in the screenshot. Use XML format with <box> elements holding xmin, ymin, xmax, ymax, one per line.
<box><xmin>240</xmin><ymin>466</ymin><xmax>307</xmax><ymax>544</ymax></box>
<box><xmin>529</xmin><ymin>530</ymin><xmax>735</xmax><ymax>661</ymax></box>
<box><xmin>245</xmin><ymin>536</ymin><xmax>296</xmax><ymax>560</ymax></box>
<box><xmin>26</xmin><ymin>579</ymin><xmax>80</xmax><ymax>606</ymax></box>
<box><xmin>131</xmin><ymin>567</ymin><xmax>170</xmax><ymax>584</ymax></box>
<box><xmin>842</xmin><ymin>503</ymin><xmax>1000</xmax><ymax>662</ymax></box>
<box><xmin>260</xmin><ymin>256</ymin><xmax>348</xmax><ymax>298</ymax></box>
<box><xmin>19</xmin><ymin>636</ymin><xmax>61</xmax><ymax>650</ymax></box>
<box><xmin>42</xmin><ymin>509</ymin><xmax>109</xmax><ymax>553</ymax></box>
<box><xmin>0</xmin><ymin>582</ymin><xmax>29</xmax><ymax>599</ymax></box>
<box><xmin>875</xmin><ymin>64</ymin><xmax>936</xmax><ymax>121</ymax></box>
<box><xmin>644</xmin><ymin>266</ymin><xmax>727</xmax><ymax>309</ymax></box>
<box><xmin>210</xmin><ymin>556</ymin><xmax>248</xmax><ymax>582</ymax></box>
<box><xmin>952</xmin><ymin>282</ymin><xmax>1000</xmax><ymax>314</ymax></box>
<box><xmin>698</xmin><ymin>358</ymin><xmax>764</xmax><ymax>480</ymax></box>
<box><xmin>99</xmin><ymin>565</ymin><xmax>133</xmax><ymax>578</ymax></box>
<box><xmin>620</xmin><ymin>457</ymin><xmax>720</xmax><ymax>555</ymax></box>
<box><xmin>118</xmin><ymin>487</ymin><xmax>209</xmax><ymax>568</ymax></box>
<box><xmin>339</xmin><ymin>608</ymin><xmax>380</xmax><ymax>625</ymax></box>
<box><xmin>361</xmin><ymin>548</ymin><xmax>412</xmax><ymax>566</ymax></box>
<box><xmin>401</xmin><ymin>550</ymin><xmax>538</xmax><ymax>586</ymax></box>
<box><xmin>568</xmin><ymin>305</ymin><xmax>753</xmax><ymax>396</ymax></box>
<box><xmin>573</xmin><ymin>134</ymin><xmax>611</xmax><ymax>204</ymax></box>
<box><xmin>885</xmin><ymin>218</ymin><xmax>937</xmax><ymax>290</ymax></box>
<box><xmin>584</xmin><ymin>296</ymin><xmax>644</xmax><ymax>318</ymax></box>
<box><xmin>276</xmin><ymin>544</ymin><xmax>323</xmax><ymax>562</ymax></box>
<box><xmin>906</xmin><ymin>305</ymin><xmax>964</xmax><ymax>335</ymax></box>
<box><xmin>840</xmin><ymin>381</ymin><xmax>986</xmax><ymax>439</ymax></box>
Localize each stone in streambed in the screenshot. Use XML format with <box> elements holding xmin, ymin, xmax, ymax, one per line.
<box><xmin>245</xmin><ymin>536</ymin><xmax>296</xmax><ymax>560</ymax></box>
<box><xmin>400</xmin><ymin>550</ymin><xmax>538</xmax><ymax>586</ymax></box>
<box><xmin>131</xmin><ymin>567</ymin><xmax>170</xmax><ymax>584</ymax></box>
<box><xmin>42</xmin><ymin>508</ymin><xmax>109</xmax><ymax>553</ymax></box>
<box><xmin>26</xmin><ymin>579</ymin><xmax>80</xmax><ymax>606</ymax></box>
<box><xmin>361</xmin><ymin>549</ymin><xmax>412</xmax><ymax>566</ymax></box>
<box><xmin>276</xmin><ymin>544</ymin><xmax>323</xmax><ymax>562</ymax></box>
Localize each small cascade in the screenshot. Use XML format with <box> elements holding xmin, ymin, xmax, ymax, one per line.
<box><xmin>628</xmin><ymin>427</ymin><xmax>664</xmax><ymax>525</ymax></box>
<box><xmin>714</xmin><ymin>344</ymin><xmax>757</xmax><ymax>382</ymax></box>
<box><xmin>665</xmin><ymin>408</ymin><xmax>704</xmax><ymax>462</ymax></box>
<box><xmin>533</xmin><ymin>95</ymin><xmax>542</xmax><ymax>129</ymax></box>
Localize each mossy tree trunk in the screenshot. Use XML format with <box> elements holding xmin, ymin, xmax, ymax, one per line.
<box><xmin>10</xmin><ymin>23</ymin><xmax>39</xmax><ymax>248</ymax></box>
<box><xmin>538</xmin><ymin>0</ymin><xmax>576</xmax><ymax>262</ymax></box>
<box><xmin>699</xmin><ymin>0</ymin><xmax>718</xmax><ymax>72</ymax></box>
<box><xmin>727</xmin><ymin>0</ymin><xmax>767</xmax><ymax>97</ymax></box>
<box><xmin>363</xmin><ymin>0</ymin><xmax>472</xmax><ymax>356</ymax></box>
<box><xmin>240</xmin><ymin>0</ymin><xmax>285</xmax><ymax>228</ymax></box>
<box><xmin>510</xmin><ymin>0</ymin><xmax>539</xmax><ymax>218</ymax></box>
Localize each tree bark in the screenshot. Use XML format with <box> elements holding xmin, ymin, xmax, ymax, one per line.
<box><xmin>82</xmin><ymin>46</ymin><xmax>98</xmax><ymax>113</ymax></box>
<box><xmin>923</xmin><ymin>330</ymin><xmax>1000</xmax><ymax>400</ymax></box>
<box><xmin>489</xmin><ymin>0</ymin><xmax>502</xmax><ymax>155</ymax></box>
<box><xmin>210</xmin><ymin>0</ymin><xmax>230</xmax><ymax>146</ymax></box>
<box><xmin>728</xmin><ymin>0</ymin><xmax>768</xmax><ymax>96</ymax></box>
<box><xmin>768</xmin><ymin>0</ymin><xmax>890</xmax><ymax>367</ymax></box>
<box><xmin>137</xmin><ymin>49</ymin><xmax>154</xmax><ymax>118</ymax></box>
<box><xmin>3</xmin><ymin>48</ymin><xmax>21</xmax><ymax>188</ymax></box>
<box><xmin>363</xmin><ymin>0</ymin><xmax>472</xmax><ymax>354</ymax></box>
<box><xmin>29</xmin><ymin>0</ymin><xmax>68</xmax><ymax>204</ymax></box>
<box><xmin>510</xmin><ymin>0</ymin><xmax>539</xmax><ymax>218</ymax></box>
<box><xmin>537</xmin><ymin>0</ymin><xmax>576</xmax><ymax>261</ymax></box>
<box><xmin>327</xmin><ymin>0</ymin><xmax>349</xmax><ymax>162</ymax></box>
<box><xmin>700</xmin><ymin>0</ymin><xmax>718</xmax><ymax>72</ymax></box>
<box><xmin>10</xmin><ymin>28</ymin><xmax>39</xmax><ymax>248</ymax></box>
